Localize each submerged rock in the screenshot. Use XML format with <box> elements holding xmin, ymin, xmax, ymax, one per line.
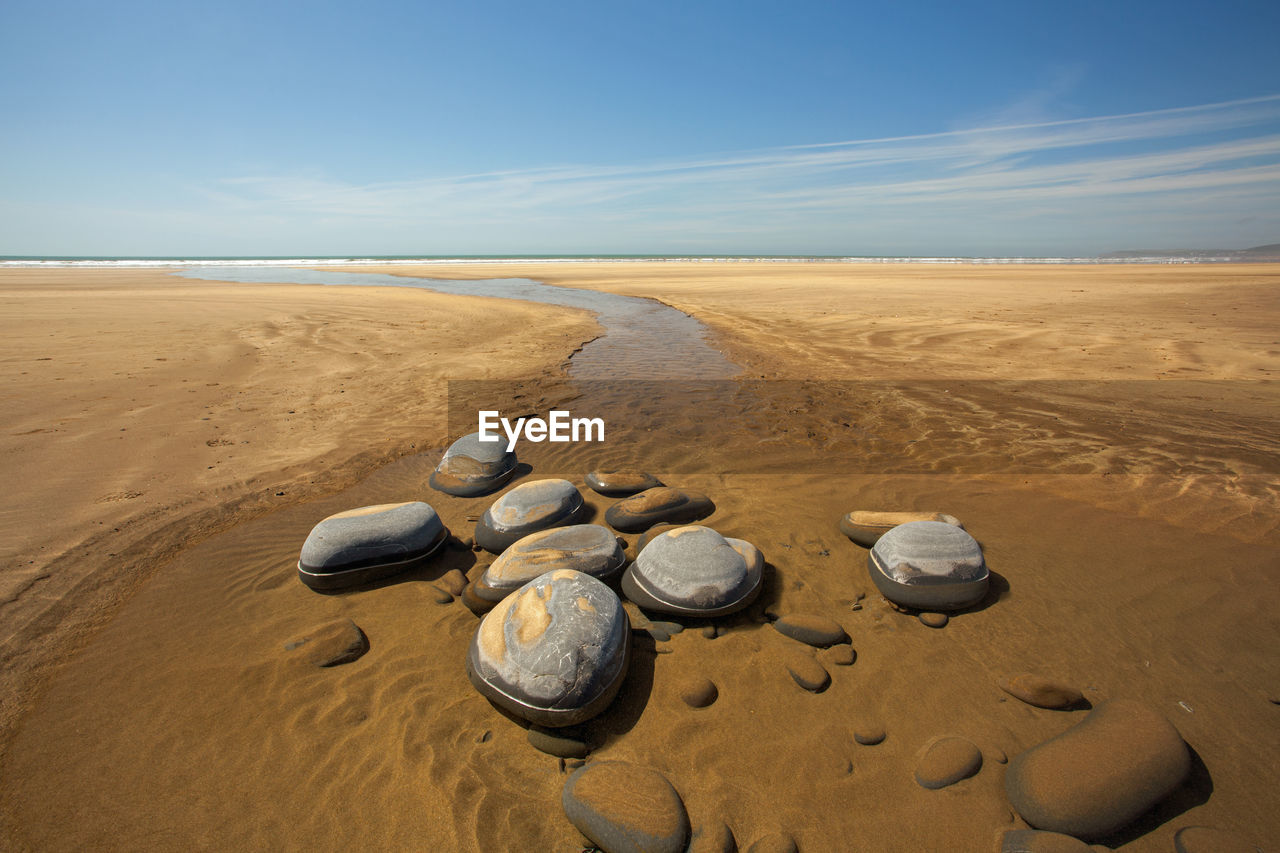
<box><xmin>623</xmin><ymin>525</ymin><xmax>763</xmax><ymax>617</ymax></box>
<box><xmin>467</xmin><ymin>524</ymin><xmax>626</xmax><ymax>609</ymax></box>
<box><xmin>562</xmin><ymin>760</ymin><xmax>691</xmax><ymax>853</ymax></box>
<box><xmin>586</xmin><ymin>470</ymin><xmax>664</xmax><ymax>497</ymax></box>
<box><xmin>298</xmin><ymin>501</ymin><xmax>448</xmax><ymax>591</ymax></box>
<box><xmin>474</xmin><ymin>479</ymin><xmax>584</xmax><ymax>553</ymax></box>
<box><xmin>466</xmin><ymin>570</ymin><xmax>630</xmax><ymax>727</ymax></box>
<box><xmin>915</xmin><ymin>736</ymin><xmax>983</xmax><ymax>789</ymax></box>
<box><xmin>606</xmin><ymin>487</ymin><xmax>715</xmax><ymax>533</ymax></box>
<box><xmin>839</xmin><ymin>510</ymin><xmax>963</xmax><ymax>547</ymax></box>
<box><xmin>429</xmin><ymin>431</ymin><xmax>518</xmax><ymax>497</ymax></box>
<box><xmin>1005</xmin><ymin>699</ymin><xmax>1191</xmax><ymax>839</ymax></box>
<box><xmin>867</xmin><ymin>521</ymin><xmax>989</xmax><ymax>611</ymax></box>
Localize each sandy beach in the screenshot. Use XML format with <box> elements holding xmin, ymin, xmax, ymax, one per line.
<box><xmin>1</xmin><ymin>262</ymin><xmax>1277</xmax><ymax>851</ymax></box>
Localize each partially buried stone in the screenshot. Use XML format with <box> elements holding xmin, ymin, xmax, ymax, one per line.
<box><xmin>915</xmin><ymin>736</ymin><xmax>983</xmax><ymax>789</ymax></box>
<box><xmin>284</xmin><ymin>618</ymin><xmax>369</xmax><ymax>667</ymax></box>
<box><xmin>918</xmin><ymin>612</ymin><xmax>949</xmax><ymax>628</ymax></box>
<box><xmin>1174</xmin><ymin>826</ymin><xmax>1260</xmax><ymax>853</ymax></box>
<box><xmin>823</xmin><ymin>644</ymin><xmax>856</xmax><ymax>666</ymax></box>
<box><xmin>853</xmin><ymin>724</ymin><xmax>886</xmax><ymax>746</ymax></box>
<box><xmin>868</xmin><ymin>521</ymin><xmax>989</xmax><ymax>611</ymax></box>
<box><xmin>527</xmin><ymin>726</ymin><xmax>589</xmax><ymax>759</ymax></box>
<box><xmin>839</xmin><ymin>510</ymin><xmax>964</xmax><ymax>547</ymax></box>
<box><xmin>562</xmin><ymin>761</ymin><xmax>691</xmax><ymax>853</ymax></box>
<box><xmin>678</xmin><ymin>676</ymin><xmax>718</xmax><ymax>708</ymax></box>
<box><xmin>429</xmin><ymin>431</ymin><xmax>518</xmax><ymax>497</ymax></box>
<box><xmin>437</xmin><ymin>568</ymin><xmax>469</xmax><ymax>596</ymax></box>
<box><xmin>474</xmin><ymin>479</ymin><xmax>584</xmax><ymax>553</ymax></box>
<box><xmin>688</xmin><ymin>820</ymin><xmax>736</xmax><ymax>853</ymax></box>
<box><xmin>466</xmin><ymin>569</ymin><xmax>630</xmax><ymax>727</ymax></box>
<box><xmin>786</xmin><ymin>652</ymin><xmax>830</xmax><ymax>693</ymax></box>
<box><xmin>298</xmin><ymin>501</ymin><xmax>449</xmax><ymax>591</ymax></box>
<box><xmin>771</xmin><ymin>613</ymin><xmax>849</xmax><ymax>647</ymax></box>
<box><xmin>999</xmin><ymin>674</ymin><xmax>1085</xmax><ymax>710</ymax></box>
<box><xmin>606</xmin><ymin>487</ymin><xmax>715</xmax><ymax>533</ymax></box>
<box><xmin>468</xmin><ymin>524</ymin><xmax>626</xmax><ymax>609</ymax></box>
<box><xmin>429</xmin><ymin>586</ymin><xmax>454</xmax><ymax>604</ymax></box>
<box><xmin>1000</xmin><ymin>829</ymin><xmax>1092</xmax><ymax>853</ymax></box>
<box><xmin>585</xmin><ymin>470</ymin><xmax>664</xmax><ymax>497</ymax></box>
<box><xmin>623</xmin><ymin>526</ymin><xmax>763</xmax><ymax>618</ymax></box>
<box><xmin>1005</xmin><ymin>699</ymin><xmax>1191</xmax><ymax>839</ymax></box>
<box><xmin>746</xmin><ymin>833</ymin><xmax>798</xmax><ymax>853</ymax></box>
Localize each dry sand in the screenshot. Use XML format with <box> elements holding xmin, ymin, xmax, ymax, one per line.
<box><xmin>1</xmin><ymin>263</ymin><xmax>1277</xmax><ymax>851</ymax></box>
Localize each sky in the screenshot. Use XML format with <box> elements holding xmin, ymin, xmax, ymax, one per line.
<box><xmin>1</xmin><ymin>0</ymin><xmax>1278</xmax><ymax>257</ymax></box>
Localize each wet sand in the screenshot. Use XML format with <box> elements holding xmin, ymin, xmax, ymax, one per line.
<box><xmin>1</xmin><ymin>263</ymin><xmax>1277</xmax><ymax>851</ymax></box>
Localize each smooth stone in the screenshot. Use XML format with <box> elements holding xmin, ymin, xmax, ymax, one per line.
<box><xmin>562</xmin><ymin>761</ymin><xmax>691</xmax><ymax>853</ymax></box>
<box><xmin>999</xmin><ymin>674</ymin><xmax>1085</xmax><ymax>709</ymax></box>
<box><xmin>688</xmin><ymin>820</ymin><xmax>737</xmax><ymax>853</ymax></box>
<box><xmin>636</xmin><ymin>522</ymin><xmax>682</xmax><ymax>553</ymax></box>
<box><xmin>429</xmin><ymin>586</ymin><xmax>454</xmax><ymax>604</ymax></box>
<box><xmin>438</xmin><ymin>568</ymin><xmax>469</xmax><ymax>595</ymax></box>
<box><xmin>700</xmin><ymin>625</ymin><xmax>719</xmax><ymax>639</ymax></box>
<box><xmin>1000</xmin><ymin>829</ymin><xmax>1093</xmax><ymax>853</ymax></box>
<box><xmin>1173</xmin><ymin>826</ymin><xmax>1260</xmax><ymax>853</ymax></box>
<box><xmin>919</xmin><ymin>612</ymin><xmax>949</xmax><ymax>628</ymax></box>
<box><xmin>586</xmin><ymin>470</ymin><xmax>664</xmax><ymax>497</ymax></box>
<box><xmin>822</xmin><ymin>645</ymin><xmax>856</xmax><ymax>666</ymax></box>
<box><xmin>915</xmin><ymin>736</ymin><xmax>983</xmax><ymax>789</ymax></box>
<box><xmin>471</xmin><ymin>524</ymin><xmax>627</xmax><ymax>606</ymax></box>
<box><xmin>772</xmin><ymin>613</ymin><xmax>848</xmax><ymax>647</ymax></box>
<box><xmin>284</xmin><ymin>618</ymin><xmax>369</xmax><ymax>667</ymax></box>
<box><xmin>1005</xmin><ymin>699</ymin><xmax>1191</xmax><ymax>839</ymax></box>
<box><xmin>839</xmin><ymin>510</ymin><xmax>963</xmax><ymax>547</ymax></box>
<box><xmin>678</xmin><ymin>676</ymin><xmax>719</xmax><ymax>708</ymax></box>
<box><xmin>474</xmin><ymin>479</ymin><xmax>584</xmax><ymax>553</ymax></box>
<box><xmin>429</xmin><ymin>431</ymin><xmax>518</xmax><ymax>497</ymax></box>
<box><xmin>746</xmin><ymin>834</ymin><xmax>797</xmax><ymax>853</ymax></box>
<box><xmin>298</xmin><ymin>501</ymin><xmax>448</xmax><ymax>590</ymax></box>
<box><xmin>527</xmin><ymin>727</ymin><xmax>590</xmax><ymax>759</ymax></box>
<box><xmin>606</xmin><ymin>487</ymin><xmax>715</xmax><ymax>533</ymax></box>
<box><xmin>868</xmin><ymin>521</ymin><xmax>989</xmax><ymax>611</ymax></box>
<box><xmin>623</xmin><ymin>526</ymin><xmax>763</xmax><ymax>617</ymax></box>
<box><xmin>785</xmin><ymin>652</ymin><xmax>830</xmax><ymax>693</ymax></box>
<box><xmin>853</xmin><ymin>725</ymin><xmax>886</xmax><ymax>746</ymax></box>
<box><xmin>466</xmin><ymin>570</ymin><xmax>630</xmax><ymax>727</ymax></box>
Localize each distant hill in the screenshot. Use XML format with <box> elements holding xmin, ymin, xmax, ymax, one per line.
<box><xmin>1100</xmin><ymin>242</ymin><xmax>1280</xmax><ymax>261</ymax></box>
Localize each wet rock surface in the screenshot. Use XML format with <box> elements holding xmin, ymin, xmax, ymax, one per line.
<box><xmin>298</xmin><ymin>501</ymin><xmax>448</xmax><ymax>590</ymax></box>
<box><xmin>839</xmin><ymin>510</ymin><xmax>963</xmax><ymax>547</ymax></box>
<box><xmin>586</xmin><ymin>470</ymin><xmax>664</xmax><ymax>497</ymax></box>
<box><xmin>470</xmin><ymin>524</ymin><xmax>626</xmax><ymax>606</ymax></box>
<box><xmin>606</xmin><ymin>487</ymin><xmax>715</xmax><ymax>533</ymax></box>
<box><xmin>474</xmin><ymin>479</ymin><xmax>584</xmax><ymax>553</ymax></box>
<box><xmin>429</xmin><ymin>431</ymin><xmax>518</xmax><ymax>497</ymax></box>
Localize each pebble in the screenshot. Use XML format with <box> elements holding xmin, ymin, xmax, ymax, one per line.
<box><xmin>918</xmin><ymin>612</ymin><xmax>949</xmax><ymax>628</ymax></box>
<box><xmin>868</xmin><ymin>521</ymin><xmax>989</xmax><ymax>611</ymax></box>
<box><xmin>284</xmin><ymin>618</ymin><xmax>369</xmax><ymax>667</ymax></box>
<box><xmin>678</xmin><ymin>676</ymin><xmax>719</xmax><ymax>708</ymax></box>
<box><xmin>605</xmin><ymin>487</ymin><xmax>715</xmax><ymax>533</ymax></box>
<box><xmin>688</xmin><ymin>820</ymin><xmax>736</xmax><ymax>853</ymax></box>
<box><xmin>474</xmin><ymin>479</ymin><xmax>584</xmax><ymax>553</ymax></box>
<box><xmin>437</xmin><ymin>568</ymin><xmax>469</xmax><ymax>595</ymax></box>
<box><xmin>999</xmin><ymin>829</ymin><xmax>1093</xmax><ymax>852</ymax></box>
<box><xmin>1004</xmin><ymin>699</ymin><xmax>1191</xmax><ymax>839</ymax></box>
<box><xmin>585</xmin><ymin>470</ymin><xmax>664</xmax><ymax>497</ymax></box>
<box><xmin>915</xmin><ymin>736</ymin><xmax>983</xmax><ymax>789</ymax></box>
<box><xmin>298</xmin><ymin>501</ymin><xmax>448</xmax><ymax>591</ymax></box>
<box><xmin>429</xmin><ymin>586</ymin><xmax>454</xmax><ymax>604</ymax></box>
<box><xmin>746</xmin><ymin>833</ymin><xmax>798</xmax><ymax>853</ymax></box>
<box><xmin>772</xmin><ymin>613</ymin><xmax>849</xmax><ymax>647</ymax></box>
<box><xmin>562</xmin><ymin>761</ymin><xmax>691</xmax><ymax>853</ymax></box>
<box><xmin>466</xmin><ymin>570</ymin><xmax>631</xmax><ymax>727</ymax></box>
<box><xmin>623</xmin><ymin>526</ymin><xmax>763</xmax><ymax>617</ymax></box>
<box><xmin>785</xmin><ymin>653</ymin><xmax>830</xmax><ymax>693</ymax></box>
<box><xmin>839</xmin><ymin>510</ymin><xmax>964</xmax><ymax>547</ymax></box>
<box><xmin>1174</xmin><ymin>826</ymin><xmax>1260</xmax><ymax>853</ymax></box>
<box><xmin>822</xmin><ymin>645</ymin><xmax>856</xmax><ymax>666</ymax></box>
<box><xmin>700</xmin><ymin>625</ymin><xmax>719</xmax><ymax>639</ymax></box>
<box><xmin>429</xmin><ymin>431</ymin><xmax>518</xmax><ymax>497</ymax></box>
<box><xmin>998</xmin><ymin>674</ymin><xmax>1085</xmax><ymax>710</ymax></box>
<box><xmin>527</xmin><ymin>727</ymin><xmax>589</xmax><ymax>759</ymax></box>
<box><xmin>853</xmin><ymin>725</ymin><xmax>886</xmax><ymax>746</ymax></box>
<box><xmin>470</xmin><ymin>524</ymin><xmax>627</xmax><ymax>607</ymax></box>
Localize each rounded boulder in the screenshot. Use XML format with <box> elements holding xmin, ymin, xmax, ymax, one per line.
<box><xmin>429</xmin><ymin>432</ymin><xmax>517</xmax><ymax>497</ymax></box>
<box><xmin>474</xmin><ymin>478</ymin><xmax>584</xmax><ymax>553</ymax></box>
<box><xmin>467</xmin><ymin>524</ymin><xmax>626</xmax><ymax>609</ymax></box>
<box><xmin>605</xmin><ymin>487</ymin><xmax>715</xmax><ymax>533</ymax></box>
<box><xmin>297</xmin><ymin>501</ymin><xmax>448</xmax><ymax>591</ymax></box>
<box><xmin>868</xmin><ymin>521</ymin><xmax>989</xmax><ymax>611</ymax></box>
<box><xmin>622</xmin><ymin>525</ymin><xmax>763</xmax><ymax>617</ymax></box>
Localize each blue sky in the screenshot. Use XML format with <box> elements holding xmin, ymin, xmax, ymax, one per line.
<box><xmin>2</xmin><ymin>0</ymin><xmax>1278</xmax><ymax>256</ymax></box>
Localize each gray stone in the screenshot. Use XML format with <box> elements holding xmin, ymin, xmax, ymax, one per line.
<box><xmin>1000</xmin><ymin>829</ymin><xmax>1092</xmax><ymax>853</ymax></box>
<box><xmin>785</xmin><ymin>652</ymin><xmax>830</xmax><ymax>693</ymax></box>
<box><xmin>839</xmin><ymin>510</ymin><xmax>963</xmax><ymax>547</ymax></box>
<box><xmin>999</xmin><ymin>674</ymin><xmax>1085</xmax><ymax>710</ymax></box>
<box><xmin>586</xmin><ymin>470</ymin><xmax>664</xmax><ymax>497</ymax></box>
<box><xmin>466</xmin><ymin>569</ymin><xmax>630</xmax><ymax>727</ymax></box>
<box><xmin>527</xmin><ymin>727</ymin><xmax>589</xmax><ymax>759</ymax></box>
<box><xmin>868</xmin><ymin>521</ymin><xmax>989</xmax><ymax>611</ymax></box>
<box><xmin>469</xmin><ymin>524</ymin><xmax>626</xmax><ymax>608</ymax></box>
<box><xmin>429</xmin><ymin>431</ymin><xmax>518</xmax><ymax>497</ymax></box>
<box><xmin>298</xmin><ymin>501</ymin><xmax>448</xmax><ymax>590</ymax></box>
<box><xmin>474</xmin><ymin>478</ymin><xmax>584</xmax><ymax>553</ymax></box>
<box><xmin>562</xmin><ymin>760</ymin><xmax>690</xmax><ymax>853</ymax></box>
<box><xmin>622</xmin><ymin>526</ymin><xmax>763</xmax><ymax>617</ymax></box>
<box><xmin>915</xmin><ymin>736</ymin><xmax>983</xmax><ymax>789</ymax></box>
<box><xmin>606</xmin><ymin>487</ymin><xmax>715</xmax><ymax>533</ymax></box>
<box><xmin>284</xmin><ymin>618</ymin><xmax>369</xmax><ymax>667</ymax></box>
<box><xmin>918</xmin><ymin>612</ymin><xmax>949</xmax><ymax>628</ymax></box>
<box><xmin>1173</xmin><ymin>826</ymin><xmax>1261</xmax><ymax>853</ymax></box>
<box><xmin>1005</xmin><ymin>699</ymin><xmax>1191</xmax><ymax>839</ymax></box>
<box><xmin>772</xmin><ymin>613</ymin><xmax>848</xmax><ymax>647</ymax></box>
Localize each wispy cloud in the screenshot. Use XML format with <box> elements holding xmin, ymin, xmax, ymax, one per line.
<box><xmin>192</xmin><ymin>94</ymin><xmax>1280</xmax><ymax>252</ymax></box>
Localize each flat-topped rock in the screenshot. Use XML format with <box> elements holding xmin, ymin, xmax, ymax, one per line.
<box><xmin>606</xmin><ymin>487</ymin><xmax>715</xmax><ymax>533</ymax></box>
<box><xmin>1005</xmin><ymin>699</ymin><xmax>1191</xmax><ymax>839</ymax></box>
<box><xmin>586</xmin><ymin>470</ymin><xmax>664</xmax><ymax>497</ymax></box>
<box><xmin>999</xmin><ymin>674</ymin><xmax>1085</xmax><ymax>710</ymax></box>
<box><xmin>623</xmin><ymin>525</ymin><xmax>763</xmax><ymax>617</ymax></box>
<box><xmin>868</xmin><ymin>521</ymin><xmax>989</xmax><ymax>611</ymax></box>
<box><xmin>474</xmin><ymin>479</ymin><xmax>584</xmax><ymax>553</ymax></box>
<box><xmin>839</xmin><ymin>510</ymin><xmax>963</xmax><ymax>547</ymax></box>
<box><xmin>467</xmin><ymin>524</ymin><xmax>626</xmax><ymax>609</ymax></box>
<box><xmin>467</xmin><ymin>570</ymin><xmax>630</xmax><ymax>727</ymax></box>
<box><xmin>772</xmin><ymin>613</ymin><xmax>848</xmax><ymax>647</ymax></box>
<box><xmin>562</xmin><ymin>761</ymin><xmax>690</xmax><ymax>853</ymax></box>
<box><xmin>915</xmin><ymin>736</ymin><xmax>983</xmax><ymax>789</ymax></box>
<box><xmin>298</xmin><ymin>501</ymin><xmax>448</xmax><ymax>591</ymax></box>
<box><xmin>430</xmin><ymin>431</ymin><xmax>517</xmax><ymax>497</ymax></box>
